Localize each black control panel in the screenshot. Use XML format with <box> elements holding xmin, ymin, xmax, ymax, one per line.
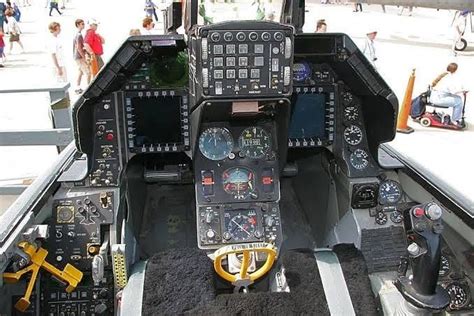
<box><xmin>197</xmin><ymin>203</ymin><xmax>281</xmax><ymax>249</ymax></box>
<box><xmin>90</xmin><ymin>95</ymin><xmax>121</xmax><ymax>187</ymax></box>
<box><xmin>41</xmin><ymin>273</ymin><xmax>114</xmax><ymax>316</ymax></box>
<box><xmin>46</xmin><ymin>191</ymin><xmax>114</xmax><ymax>271</ymax></box>
<box><xmin>189</xmin><ymin>21</ymin><xmax>294</xmax><ymax>102</ymax></box>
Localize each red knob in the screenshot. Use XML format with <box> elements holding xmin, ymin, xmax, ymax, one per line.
<box><xmin>106</xmin><ymin>133</ymin><xmax>114</xmax><ymax>141</ymax></box>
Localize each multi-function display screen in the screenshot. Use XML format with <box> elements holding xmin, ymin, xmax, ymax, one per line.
<box><xmin>289</xmin><ymin>93</ymin><xmax>327</xmax><ymax>139</ymax></box>
<box><xmin>131</xmin><ymin>96</ymin><xmax>182</xmax><ymax>147</ymax></box>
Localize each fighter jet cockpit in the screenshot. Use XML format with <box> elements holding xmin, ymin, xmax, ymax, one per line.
<box><xmin>0</xmin><ymin>1</ymin><xmax>472</xmax><ymax>315</ymax></box>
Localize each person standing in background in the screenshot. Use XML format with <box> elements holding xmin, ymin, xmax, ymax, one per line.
<box><xmin>73</xmin><ymin>19</ymin><xmax>90</xmax><ymax>94</ymax></box>
<box><xmin>142</xmin><ymin>17</ymin><xmax>155</xmax><ymax>35</ymax></box>
<box><xmin>362</xmin><ymin>29</ymin><xmax>378</xmax><ymax>67</ymax></box>
<box><xmin>0</xmin><ymin>30</ymin><xmax>5</xmax><ymax>67</ymax></box>
<box><xmin>49</xmin><ymin>0</ymin><xmax>61</xmax><ymax>16</ymax></box>
<box><xmin>144</xmin><ymin>0</ymin><xmax>159</xmax><ymax>22</ymax></box>
<box><xmin>48</xmin><ymin>21</ymin><xmax>67</xmax><ymax>82</ymax></box>
<box><xmin>353</xmin><ymin>2</ymin><xmax>362</xmax><ymax>12</ymax></box>
<box><xmin>315</xmin><ymin>19</ymin><xmax>327</xmax><ymax>33</ymax></box>
<box><xmin>0</xmin><ymin>2</ymin><xmax>7</xmax><ymax>33</ymax></box>
<box><xmin>5</xmin><ymin>9</ymin><xmax>23</xmax><ymax>53</ymax></box>
<box><xmin>84</xmin><ymin>19</ymin><xmax>105</xmax><ymax>76</ymax></box>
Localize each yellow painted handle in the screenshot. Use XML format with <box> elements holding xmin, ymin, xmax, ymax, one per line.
<box><xmin>213</xmin><ymin>243</ymin><xmax>277</xmax><ymax>284</ymax></box>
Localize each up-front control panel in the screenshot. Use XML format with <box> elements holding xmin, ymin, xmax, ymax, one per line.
<box><xmin>91</xmin><ymin>95</ymin><xmax>121</xmax><ymax>187</ymax></box>
<box><xmin>189</xmin><ymin>21</ymin><xmax>294</xmax><ymax>101</ymax></box>
<box><xmin>197</xmin><ymin>203</ymin><xmax>281</xmax><ymax>249</ymax></box>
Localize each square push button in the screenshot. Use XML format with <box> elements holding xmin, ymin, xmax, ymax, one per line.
<box><xmin>254</xmin><ymin>44</ymin><xmax>264</xmax><ymax>54</ymax></box>
<box><xmin>213</xmin><ymin>70</ymin><xmax>224</xmax><ymax>79</ymax></box>
<box><xmin>250</xmin><ymin>69</ymin><xmax>260</xmax><ymax>79</ymax></box>
<box><xmin>238</xmin><ymin>69</ymin><xmax>248</xmax><ymax>79</ymax></box>
<box><xmin>213</xmin><ymin>45</ymin><xmax>223</xmax><ymax>55</ymax></box>
<box><xmin>254</xmin><ymin>56</ymin><xmax>264</xmax><ymax>67</ymax></box>
<box><xmin>226</xmin><ymin>44</ymin><xmax>236</xmax><ymax>54</ymax></box>
<box><xmin>226</xmin><ymin>69</ymin><xmax>236</xmax><ymax>79</ymax></box>
<box><xmin>213</xmin><ymin>57</ymin><xmax>223</xmax><ymax>67</ymax></box>
<box><xmin>239</xmin><ymin>44</ymin><xmax>248</xmax><ymax>54</ymax></box>
<box><xmin>226</xmin><ymin>57</ymin><xmax>236</xmax><ymax>67</ymax></box>
<box><xmin>238</xmin><ymin>57</ymin><xmax>248</xmax><ymax>67</ymax></box>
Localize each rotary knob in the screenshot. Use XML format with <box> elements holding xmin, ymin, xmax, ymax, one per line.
<box><xmin>206</xmin><ymin>229</ymin><xmax>216</xmax><ymax>239</ymax></box>
<box><xmin>264</xmin><ymin>216</ymin><xmax>274</xmax><ymax>227</ymax></box>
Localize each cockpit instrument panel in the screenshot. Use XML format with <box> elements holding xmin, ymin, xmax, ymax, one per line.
<box><xmin>124</xmin><ymin>89</ymin><xmax>190</xmax><ymax>153</ymax></box>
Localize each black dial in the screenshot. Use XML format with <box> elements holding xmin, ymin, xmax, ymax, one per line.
<box><xmin>344</xmin><ymin>125</ymin><xmax>363</xmax><ymax>145</ymax></box>
<box><xmin>342</xmin><ymin>92</ymin><xmax>353</xmax><ymax>105</ymax></box>
<box><xmin>239</xmin><ymin>127</ymin><xmax>271</xmax><ymax>159</ymax></box>
<box><xmin>224</xmin><ymin>210</ymin><xmax>258</xmax><ymax>241</ymax></box>
<box><xmin>375</xmin><ymin>212</ymin><xmax>388</xmax><ymax>225</ymax></box>
<box><xmin>446</xmin><ymin>283</ymin><xmax>470</xmax><ymax>310</ymax></box>
<box><xmin>344</xmin><ymin>106</ymin><xmax>359</xmax><ymax>121</ymax></box>
<box><xmin>379</xmin><ymin>180</ymin><xmax>402</xmax><ymax>205</ymax></box>
<box><xmin>350</xmin><ymin>149</ymin><xmax>369</xmax><ymax>170</ymax></box>
<box><xmin>390</xmin><ymin>210</ymin><xmax>403</xmax><ymax>223</ymax></box>
<box><xmin>222</xmin><ymin>167</ymin><xmax>256</xmax><ymax>200</ymax></box>
<box><xmin>199</xmin><ymin>127</ymin><xmax>234</xmax><ymax>161</ymax></box>
<box><xmin>439</xmin><ymin>255</ymin><xmax>450</xmax><ymax>277</ymax></box>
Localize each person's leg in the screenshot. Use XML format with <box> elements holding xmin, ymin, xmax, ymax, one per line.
<box><xmin>49</xmin><ymin>5</ymin><xmax>53</xmax><ymax>15</ymax></box>
<box><xmin>153</xmin><ymin>8</ymin><xmax>159</xmax><ymax>21</ymax></box>
<box><xmin>451</xmin><ymin>95</ymin><xmax>463</xmax><ymax>122</ymax></box>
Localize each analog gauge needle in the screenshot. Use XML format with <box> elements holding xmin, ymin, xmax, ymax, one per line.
<box><xmin>231</xmin><ymin>218</ymin><xmax>251</xmax><ymax>236</ymax></box>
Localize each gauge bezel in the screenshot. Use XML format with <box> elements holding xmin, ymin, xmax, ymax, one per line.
<box><xmin>223</xmin><ymin>209</ymin><xmax>261</xmax><ymax>243</ymax></box>
<box><xmin>344</xmin><ymin>105</ymin><xmax>359</xmax><ymax>121</ymax></box>
<box><xmin>445</xmin><ymin>282</ymin><xmax>470</xmax><ymax>310</ymax></box>
<box><xmin>378</xmin><ymin>179</ymin><xmax>402</xmax><ymax>205</ymax></box>
<box><xmin>350</xmin><ymin>148</ymin><xmax>369</xmax><ymax>170</ymax></box>
<box><xmin>343</xmin><ymin>125</ymin><xmax>363</xmax><ymax>146</ymax></box>
<box><xmin>198</xmin><ymin>127</ymin><xmax>234</xmax><ymax>161</ymax></box>
<box><xmin>238</xmin><ymin>126</ymin><xmax>272</xmax><ymax>159</ymax></box>
<box><xmin>222</xmin><ymin>167</ymin><xmax>256</xmax><ymax>200</ymax></box>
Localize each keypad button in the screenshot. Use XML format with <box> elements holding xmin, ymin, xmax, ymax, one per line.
<box><xmin>254</xmin><ymin>56</ymin><xmax>265</xmax><ymax>67</ymax></box>
<box><xmin>239</xmin><ymin>44</ymin><xmax>248</xmax><ymax>54</ymax></box>
<box><xmin>214</xmin><ymin>70</ymin><xmax>224</xmax><ymax>79</ymax></box>
<box><xmin>226</xmin><ymin>69</ymin><xmax>236</xmax><ymax>79</ymax></box>
<box><xmin>238</xmin><ymin>57</ymin><xmax>248</xmax><ymax>67</ymax></box>
<box><xmin>213</xmin><ymin>57</ymin><xmax>223</xmax><ymax>67</ymax></box>
<box><xmin>236</xmin><ymin>32</ymin><xmax>246</xmax><ymax>41</ymax></box>
<box><xmin>226</xmin><ymin>44</ymin><xmax>236</xmax><ymax>54</ymax></box>
<box><xmin>254</xmin><ymin>44</ymin><xmax>264</xmax><ymax>54</ymax></box>
<box><xmin>226</xmin><ymin>57</ymin><xmax>236</xmax><ymax>67</ymax></box>
<box><xmin>238</xmin><ymin>69</ymin><xmax>248</xmax><ymax>79</ymax></box>
<box><xmin>274</xmin><ymin>32</ymin><xmax>284</xmax><ymax>41</ymax></box>
<box><xmin>249</xmin><ymin>32</ymin><xmax>258</xmax><ymax>41</ymax></box>
<box><xmin>262</xmin><ymin>32</ymin><xmax>271</xmax><ymax>41</ymax></box>
<box><xmin>250</xmin><ymin>69</ymin><xmax>260</xmax><ymax>79</ymax></box>
<box><xmin>213</xmin><ymin>45</ymin><xmax>223</xmax><ymax>55</ymax></box>
<box><xmin>223</xmin><ymin>32</ymin><xmax>233</xmax><ymax>41</ymax></box>
<box><xmin>210</xmin><ymin>32</ymin><xmax>221</xmax><ymax>42</ymax></box>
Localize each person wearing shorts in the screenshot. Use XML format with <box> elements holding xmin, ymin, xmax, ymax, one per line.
<box><xmin>73</xmin><ymin>19</ymin><xmax>90</xmax><ymax>94</ymax></box>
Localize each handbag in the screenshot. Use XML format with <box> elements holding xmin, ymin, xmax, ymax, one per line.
<box><xmin>10</xmin><ymin>33</ymin><xmax>20</xmax><ymax>42</ymax></box>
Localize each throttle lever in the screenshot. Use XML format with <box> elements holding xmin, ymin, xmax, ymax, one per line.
<box><xmin>394</xmin><ymin>202</ymin><xmax>450</xmax><ymax>311</ymax></box>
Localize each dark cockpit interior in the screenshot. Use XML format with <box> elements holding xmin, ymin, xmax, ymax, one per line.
<box><xmin>0</xmin><ymin>4</ymin><xmax>472</xmax><ymax>316</ymax></box>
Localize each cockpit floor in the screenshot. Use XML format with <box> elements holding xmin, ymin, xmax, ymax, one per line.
<box><xmin>142</xmin><ymin>245</ymin><xmax>378</xmax><ymax>315</ymax></box>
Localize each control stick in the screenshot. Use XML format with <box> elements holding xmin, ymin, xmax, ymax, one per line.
<box><xmin>394</xmin><ymin>202</ymin><xmax>450</xmax><ymax>311</ymax></box>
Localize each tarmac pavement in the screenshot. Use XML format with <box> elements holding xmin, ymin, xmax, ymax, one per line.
<box><xmin>0</xmin><ymin>0</ymin><xmax>473</xmax><ymax>213</ymax></box>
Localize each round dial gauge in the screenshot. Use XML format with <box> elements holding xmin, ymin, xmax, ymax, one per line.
<box><xmin>439</xmin><ymin>255</ymin><xmax>450</xmax><ymax>277</ymax></box>
<box><xmin>342</xmin><ymin>92</ymin><xmax>353</xmax><ymax>105</ymax></box>
<box><xmin>446</xmin><ymin>283</ymin><xmax>470</xmax><ymax>310</ymax></box>
<box><xmin>199</xmin><ymin>127</ymin><xmax>234</xmax><ymax>161</ymax></box>
<box><xmin>344</xmin><ymin>106</ymin><xmax>359</xmax><ymax>121</ymax></box>
<box><xmin>293</xmin><ymin>61</ymin><xmax>312</xmax><ymax>82</ymax></box>
<box><xmin>350</xmin><ymin>149</ymin><xmax>369</xmax><ymax>170</ymax></box>
<box><xmin>378</xmin><ymin>180</ymin><xmax>402</xmax><ymax>205</ymax></box>
<box><xmin>344</xmin><ymin>125</ymin><xmax>363</xmax><ymax>145</ymax></box>
<box><xmin>222</xmin><ymin>167</ymin><xmax>256</xmax><ymax>200</ymax></box>
<box><xmin>225</xmin><ymin>211</ymin><xmax>258</xmax><ymax>241</ymax></box>
<box><xmin>239</xmin><ymin>127</ymin><xmax>271</xmax><ymax>159</ymax></box>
